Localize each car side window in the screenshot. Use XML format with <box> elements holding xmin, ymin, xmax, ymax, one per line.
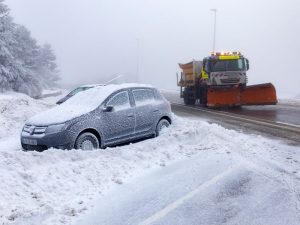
<box><xmin>154</xmin><ymin>89</ymin><xmax>164</xmax><ymax>101</ymax></box>
<box><xmin>107</xmin><ymin>91</ymin><xmax>130</xmax><ymax>111</ymax></box>
<box><xmin>133</xmin><ymin>89</ymin><xmax>155</xmax><ymax>106</ymax></box>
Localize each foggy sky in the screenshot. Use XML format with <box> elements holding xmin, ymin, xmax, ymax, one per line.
<box><xmin>6</xmin><ymin>0</ymin><xmax>300</xmax><ymax>97</ymax></box>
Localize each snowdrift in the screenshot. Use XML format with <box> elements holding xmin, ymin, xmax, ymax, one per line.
<box><xmin>0</xmin><ymin>92</ymin><xmax>52</xmax><ymax>141</ymax></box>
<box><xmin>0</xmin><ymin>92</ymin><xmax>299</xmax><ymax>225</ymax></box>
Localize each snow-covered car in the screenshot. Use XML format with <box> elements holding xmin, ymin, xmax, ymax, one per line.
<box><xmin>56</xmin><ymin>84</ymin><xmax>104</xmax><ymax>104</ymax></box>
<box><xmin>21</xmin><ymin>84</ymin><xmax>172</xmax><ymax>151</ymax></box>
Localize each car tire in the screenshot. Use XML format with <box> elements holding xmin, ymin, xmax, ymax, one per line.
<box><xmin>156</xmin><ymin>119</ymin><xmax>170</xmax><ymax>137</ymax></box>
<box><xmin>75</xmin><ymin>132</ymin><xmax>100</xmax><ymax>150</ymax></box>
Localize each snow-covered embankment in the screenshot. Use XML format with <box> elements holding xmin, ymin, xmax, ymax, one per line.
<box><xmin>0</xmin><ymin>92</ymin><xmax>300</xmax><ymax>225</ymax></box>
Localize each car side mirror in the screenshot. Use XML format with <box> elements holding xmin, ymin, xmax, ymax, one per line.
<box><xmin>102</xmin><ymin>105</ymin><xmax>114</xmax><ymax>112</ymax></box>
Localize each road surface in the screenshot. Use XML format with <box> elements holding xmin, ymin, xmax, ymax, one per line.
<box><xmin>163</xmin><ymin>91</ymin><xmax>300</xmax><ymax>144</ymax></box>
<box><xmin>162</xmin><ymin>91</ymin><xmax>300</xmax><ymax>126</ymax></box>
<box><xmin>76</xmin><ymin>144</ymin><xmax>300</xmax><ymax>225</ymax></box>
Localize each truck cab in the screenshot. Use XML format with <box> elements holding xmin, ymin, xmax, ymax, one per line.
<box><xmin>202</xmin><ymin>52</ymin><xmax>249</xmax><ymax>86</ymax></box>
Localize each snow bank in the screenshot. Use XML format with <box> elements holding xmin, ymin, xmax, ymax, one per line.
<box><xmin>1</xmin><ymin>115</ymin><xmax>227</xmax><ymax>225</ymax></box>
<box><xmin>277</xmin><ymin>93</ymin><xmax>300</xmax><ymax>106</ymax></box>
<box><xmin>0</xmin><ymin>91</ymin><xmax>299</xmax><ymax>225</ymax></box>
<box><xmin>278</xmin><ymin>98</ymin><xmax>300</xmax><ymax>107</ymax></box>
<box><xmin>40</xmin><ymin>89</ymin><xmax>63</xmax><ymax>99</ymax></box>
<box><xmin>0</xmin><ymin>92</ymin><xmax>52</xmax><ymax>140</ymax></box>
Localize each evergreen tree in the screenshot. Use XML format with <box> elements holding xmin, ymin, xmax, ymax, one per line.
<box><xmin>36</xmin><ymin>43</ymin><xmax>60</xmax><ymax>88</ymax></box>
<box><xmin>0</xmin><ymin>0</ymin><xmax>60</xmax><ymax>97</ymax></box>
<box><xmin>0</xmin><ymin>0</ymin><xmax>16</xmax><ymax>91</ymax></box>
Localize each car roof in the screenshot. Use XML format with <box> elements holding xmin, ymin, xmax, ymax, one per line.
<box><xmin>79</xmin><ymin>84</ymin><xmax>105</xmax><ymax>88</ymax></box>
<box><xmin>79</xmin><ymin>83</ymin><xmax>154</xmax><ymax>89</ymax></box>
<box><xmin>93</xmin><ymin>83</ymin><xmax>152</xmax><ymax>91</ymax></box>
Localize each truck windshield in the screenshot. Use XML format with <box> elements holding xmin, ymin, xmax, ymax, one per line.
<box><xmin>209</xmin><ymin>59</ymin><xmax>246</xmax><ymax>72</ymax></box>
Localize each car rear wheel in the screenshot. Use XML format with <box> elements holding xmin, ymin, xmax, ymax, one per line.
<box><xmin>156</xmin><ymin>119</ymin><xmax>170</xmax><ymax>136</ymax></box>
<box><xmin>75</xmin><ymin>132</ymin><xmax>99</xmax><ymax>150</ymax></box>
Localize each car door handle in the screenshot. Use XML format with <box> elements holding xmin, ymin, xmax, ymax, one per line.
<box><xmin>153</xmin><ymin>109</ymin><xmax>159</xmax><ymax>113</ymax></box>
<box><xmin>127</xmin><ymin>113</ymin><xmax>134</xmax><ymax>118</ymax></box>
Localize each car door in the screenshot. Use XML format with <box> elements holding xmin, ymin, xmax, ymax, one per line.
<box><xmin>132</xmin><ymin>88</ymin><xmax>158</xmax><ymax>136</ymax></box>
<box><xmin>101</xmin><ymin>90</ymin><xmax>135</xmax><ymax>144</ymax></box>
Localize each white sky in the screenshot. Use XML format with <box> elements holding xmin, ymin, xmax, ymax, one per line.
<box><xmin>6</xmin><ymin>0</ymin><xmax>300</xmax><ymax>97</ymax></box>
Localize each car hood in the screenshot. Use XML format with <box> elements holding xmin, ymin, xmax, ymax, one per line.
<box><xmin>26</xmin><ymin>104</ymin><xmax>93</xmax><ymax>126</ymax></box>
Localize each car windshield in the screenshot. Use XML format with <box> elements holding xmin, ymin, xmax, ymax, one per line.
<box><xmin>209</xmin><ymin>59</ymin><xmax>246</xmax><ymax>72</ymax></box>
<box><xmin>67</xmin><ymin>86</ymin><xmax>93</xmax><ymax>97</ymax></box>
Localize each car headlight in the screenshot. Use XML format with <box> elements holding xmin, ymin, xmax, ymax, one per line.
<box><xmin>46</xmin><ymin>123</ymin><xmax>66</xmax><ymax>134</ymax></box>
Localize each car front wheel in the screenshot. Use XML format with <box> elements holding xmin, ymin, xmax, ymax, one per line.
<box><xmin>75</xmin><ymin>132</ymin><xmax>100</xmax><ymax>150</ymax></box>
<box><xmin>156</xmin><ymin>119</ymin><xmax>170</xmax><ymax>136</ymax></box>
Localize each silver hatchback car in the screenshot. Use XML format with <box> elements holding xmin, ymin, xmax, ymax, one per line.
<box><xmin>21</xmin><ymin>84</ymin><xmax>172</xmax><ymax>151</ymax></box>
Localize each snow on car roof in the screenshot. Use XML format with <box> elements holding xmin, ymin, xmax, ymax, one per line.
<box><xmin>80</xmin><ymin>84</ymin><xmax>105</xmax><ymax>88</ymax></box>
<box><xmin>27</xmin><ymin>83</ymin><xmax>152</xmax><ymax>126</ymax></box>
<box><xmin>64</xmin><ymin>83</ymin><xmax>152</xmax><ymax>108</ymax></box>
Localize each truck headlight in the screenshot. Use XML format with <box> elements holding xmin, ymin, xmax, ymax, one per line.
<box><xmin>46</xmin><ymin>123</ymin><xmax>66</xmax><ymax>134</ymax></box>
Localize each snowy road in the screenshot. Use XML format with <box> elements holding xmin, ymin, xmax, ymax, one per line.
<box><xmin>171</xmin><ymin>103</ymin><xmax>300</xmax><ymax>144</ymax></box>
<box><xmin>77</xmin><ymin>143</ymin><xmax>300</xmax><ymax>225</ymax></box>
<box><xmin>162</xmin><ymin>91</ymin><xmax>300</xmax><ymax>143</ymax></box>
<box><xmin>162</xmin><ymin>91</ymin><xmax>300</xmax><ymax>126</ymax></box>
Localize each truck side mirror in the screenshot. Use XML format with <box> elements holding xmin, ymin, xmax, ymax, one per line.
<box><xmin>203</xmin><ymin>60</ymin><xmax>209</xmax><ymax>73</ymax></box>
<box><xmin>246</xmin><ymin>59</ymin><xmax>250</xmax><ymax>70</ymax></box>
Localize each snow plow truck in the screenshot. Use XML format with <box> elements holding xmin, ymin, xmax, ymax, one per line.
<box><xmin>177</xmin><ymin>52</ymin><xmax>277</xmax><ymax>107</ymax></box>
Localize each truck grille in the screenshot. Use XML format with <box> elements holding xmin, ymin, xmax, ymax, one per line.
<box><xmin>220</xmin><ymin>78</ymin><xmax>240</xmax><ymax>84</ymax></box>
<box><xmin>23</xmin><ymin>125</ymin><xmax>47</xmax><ymax>135</ymax></box>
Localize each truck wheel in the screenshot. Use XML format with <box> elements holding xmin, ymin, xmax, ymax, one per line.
<box><xmin>75</xmin><ymin>132</ymin><xmax>100</xmax><ymax>150</ymax></box>
<box><xmin>199</xmin><ymin>87</ymin><xmax>208</xmax><ymax>106</ymax></box>
<box><xmin>184</xmin><ymin>97</ymin><xmax>196</xmax><ymax>105</ymax></box>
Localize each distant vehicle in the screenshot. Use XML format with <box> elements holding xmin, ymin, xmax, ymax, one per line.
<box><xmin>56</xmin><ymin>84</ymin><xmax>104</xmax><ymax>104</ymax></box>
<box><xmin>57</xmin><ymin>75</ymin><xmax>124</xmax><ymax>104</ymax></box>
<box><xmin>21</xmin><ymin>84</ymin><xmax>172</xmax><ymax>151</ymax></box>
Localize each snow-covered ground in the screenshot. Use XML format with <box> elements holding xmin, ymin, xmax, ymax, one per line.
<box><xmin>279</xmin><ymin>98</ymin><xmax>300</xmax><ymax>107</ymax></box>
<box><xmin>0</xmin><ymin>92</ymin><xmax>300</xmax><ymax>225</ymax></box>
<box><xmin>278</xmin><ymin>92</ymin><xmax>300</xmax><ymax>106</ymax></box>
<box><xmin>40</xmin><ymin>89</ymin><xmax>64</xmax><ymax>98</ymax></box>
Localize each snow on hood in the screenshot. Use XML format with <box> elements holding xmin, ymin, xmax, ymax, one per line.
<box><xmin>27</xmin><ymin>83</ymin><xmax>151</xmax><ymax>126</ymax></box>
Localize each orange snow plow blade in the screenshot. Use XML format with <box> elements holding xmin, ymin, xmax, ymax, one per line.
<box><xmin>207</xmin><ymin>83</ymin><xmax>277</xmax><ymax>107</ymax></box>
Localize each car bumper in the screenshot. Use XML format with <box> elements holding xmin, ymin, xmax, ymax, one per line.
<box><xmin>20</xmin><ymin>131</ymin><xmax>74</xmax><ymax>151</ymax></box>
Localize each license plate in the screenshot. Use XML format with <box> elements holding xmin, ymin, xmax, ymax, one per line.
<box><xmin>22</xmin><ymin>138</ymin><xmax>37</xmax><ymax>145</ymax></box>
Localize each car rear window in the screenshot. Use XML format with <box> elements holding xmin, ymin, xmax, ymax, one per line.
<box><xmin>154</xmin><ymin>89</ymin><xmax>164</xmax><ymax>101</ymax></box>
<box><xmin>133</xmin><ymin>89</ymin><xmax>155</xmax><ymax>106</ymax></box>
